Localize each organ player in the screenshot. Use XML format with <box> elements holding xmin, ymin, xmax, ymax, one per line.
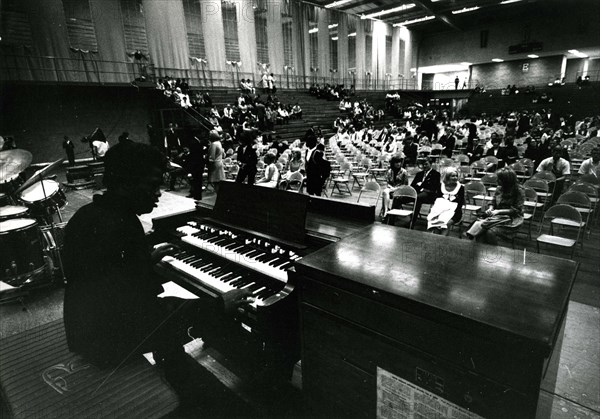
<box><xmin>62</xmin><ymin>141</ymin><xmax>251</xmax><ymax>414</ymax></box>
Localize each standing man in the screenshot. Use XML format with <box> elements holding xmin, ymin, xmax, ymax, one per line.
<box><xmin>62</xmin><ymin>136</ymin><xmax>75</xmax><ymax>166</ymax></box>
<box><xmin>62</xmin><ymin>141</ymin><xmax>251</xmax><ymax>413</ymax></box>
<box><xmin>454</xmin><ymin>76</ymin><xmax>459</xmax><ymax>90</ymax></box>
<box><xmin>305</xmin><ymin>136</ymin><xmax>331</xmax><ymax>196</ymax></box>
<box><xmin>187</xmin><ymin>134</ymin><xmax>208</xmax><ymax>200</ymax></box>
<box><xmin>235</xmin><ymin>132</ymin><xmax>258</xmax><ymax>185</ymax></box>
<box><xmin>164</xmin><ymin>123</ymin><xmax>181</xmax><ymax>155</ymax></box>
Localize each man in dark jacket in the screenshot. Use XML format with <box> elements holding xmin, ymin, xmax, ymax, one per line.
<box><xmin>63</xmin><ymin>141</ymin><xmax>250</xmax><ymax>411</ymax></box>
<box><xmin>305</xmin><ymin>137</ymin><xmax>331</xmax><ymax>196</ymax></box>
<box><xmin>408</xmin><ymin>157</ymin><xmax>441</xmax><ymax>226</ymax></box>
<box><xmin>235</xmin><ymin>132</ymin><xmax>258</xmax><ymax>185</ymax></box>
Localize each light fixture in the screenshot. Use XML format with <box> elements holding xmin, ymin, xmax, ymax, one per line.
<box><xmin>361</xmin><ymin>3</ymin><xmax>416</xmax><ymax>19</ymax></box>
<box><xmin>393</xmin><ymin>15</ymin><xmax>435</xmax><ymax>26</ymax></box>
<box><xmin>500</xmin><ymin>0</ymin><xmax>523</xmax><ymax>4</ymax></box>
<box><xmin>325</xmin><ymin>0</ymin><xmax>354</xmax><ymax>8</ymax></box>
<box><xmin>568</xmin><ymin>49</ymin><xmax>588</xmax><ymax>58</ymax></box>
<box><xmin>492</xmin><ymin>58</ymin><xmax>504</xmax><ymax>62</ymax></box>
<box><xmin>452</xmin><ymin>6</ymin><xmax>480</xmax><ymax>14</ymax></box>
<box><xmin>328</xmin><ymin>23</ymin><xmax>339</xmax><ymax>29</ymax></box>
<box><xmin>568</xmin><ymin>49</ymin><xmax>579</xmax><ymax>54</ymax></box>
<box><xmin>460</xmin><ymin>62</ymin><xmax>472</xmax><ymax>66</ymax></box>
<box><xmin>331</xmin><ymin>36</ymin><xmax>339</xmax><ymax>41</ymax></box>
<box><xmin>309</xmin><ymin>28</ymin><xmax>318</xmax><ymax>34</ymax></box>
<box><xmin>527</xmin><ymin>54</ymin><xmax>539</xmax><ymax>59</ymax></box>
<box><xmin>348</xmin><ymin>32</ymin><xmax>356</xmax><ymax>37</ymax></box>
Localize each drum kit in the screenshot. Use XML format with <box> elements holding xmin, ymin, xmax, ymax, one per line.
<box><xmin>0</xmin><ymin>149</ymin><xmax>67</xmax><ymax>291</ymax></box>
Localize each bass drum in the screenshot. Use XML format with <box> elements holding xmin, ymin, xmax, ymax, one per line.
<box><xmin>0</xmin><ymin>218</ymin><xmax>45</xmax><ymax>286</ymax></box>
<box><xmin>0</xmin><ymin>205</ymin><xmax>29</xmax><ymax>222</ymax></box>
<box><xmin>19</xmin><ymin>180</ymin><xmax>67</xmax><ymax>216</ymax></box>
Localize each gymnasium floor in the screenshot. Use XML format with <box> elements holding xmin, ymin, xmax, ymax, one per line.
<box><xmin>0</xmin><ymin>167</ymin><xmax>598</xmax><ymax>419</ymax></box>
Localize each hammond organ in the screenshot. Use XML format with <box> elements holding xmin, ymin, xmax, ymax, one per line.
<box><xmin>151</xmin><ymin>181</ymin><xmax>375</xmax><ymax>381</ymax></box>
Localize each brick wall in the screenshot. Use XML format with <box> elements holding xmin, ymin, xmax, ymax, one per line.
<box><xmin>470</xmin><ymin>55</ymin><xmax>564</xmax><ymax>89</ymax></box>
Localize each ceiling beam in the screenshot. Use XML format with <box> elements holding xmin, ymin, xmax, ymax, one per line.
<box><xmin>411</xmin><ymin>0</ymin><xmax>461</xmax><ymax>31</ymax></box>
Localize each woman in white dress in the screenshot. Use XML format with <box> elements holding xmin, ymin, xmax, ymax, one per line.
<box><xmin>207</xmin><ymin>130</ymin><xmax>225</xmax><ymax>191</ymax></box>
<box><xmin>256</xmin><ymin>153</ymin><xmax>280</xmax><ymax>188</ymax></box>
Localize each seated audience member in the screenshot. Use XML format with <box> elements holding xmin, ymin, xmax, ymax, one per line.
<box><xmin>524</xmin><ymin>138</ymin><xmax>542</xmax><ymax>167</ymax></box>
<box><xmin>291</xmin><ymin>103</ymin><xmax>302</xmax><ymax>119</ymax></box>
<box><xmin>466</xmin><ymin>167</ymin><xmax>524</xmax><ymax>245</ymax></box>
<box><xmin>287</xmin><ymin>148</ymin><xmax>305</xmax><ymax>175</ymax></box>
<box><xmin>407</xmin><ymin>158</ymin><xmax>441</xmax><ymax>226</ymax></box>
<box><xmin>502</xmin><ymin>136</ymin><xmax>520</xmax><ymax>166</ymax></box>
<box><xmin>63</xmin><ymin>141</ymin><xmax>251</xmax><ymax>412</ymax></box>
<box><xmin>382</xmin><ymin>155</ymin><xmax>409</xmax><ymax>219</ymax></box>
<box><xmin>578</xmin><ymin>147</ymin><xmax>600</xmax><ymax>177</ymax></box>
<box><xmin>92</xmin><ymin>138</ymin><xmax>109</xmax><ymax>160</ymax></box>
<box><xmin>427</xmin><ymin>166</ymin><xmax>465</xmax><ymax>236</ymax></box>
<box><xmin>537</xmin><ymin>145</ymin><xmax>571</xmax><ymax>199</ymax></box>
<box><xmin>256</xmin><ymin>152</ymin><xmax>280</xmax><ymax>188</ymax></box>
<box><xmin>403</xmin><ymin>137</ymin><xmax>418</xmax><ymax>166</ymax></box>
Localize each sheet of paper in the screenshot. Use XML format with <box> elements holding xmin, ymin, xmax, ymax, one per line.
<box><xmin>0</xmin><ymin>281</ymin><xmax>16</xmax><ymax>292</ymax></box>
<box><xmin>158</xmin><ymin>281</ymin><xmax>199</xmax><ymax>300</ymax></box>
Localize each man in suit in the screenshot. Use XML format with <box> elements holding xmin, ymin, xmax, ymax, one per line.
<box><xmin>403</xmin><ymin>136</ymin><xmax>418</xmax><ymax>166</ymax></box>
<box><xmin>235</xmin><ymin>132</ymin><xmax>258</xmax><ymax>185</ymax></box>
<box><xmin>62</xmin><ymin>136</ymin><xmax>75</xmax><ymax>166</ymax></box>
<box><xmin>439</xmin><ymin>126</ymin><xmax>456</xmax><ymax>158</ymax></box>
<box><xmin>305</xmin><ymin>136</ymin><xmax>330</xmax><ymax>196</ymax></box>
<box><xmin>187</xmin><ymin>134</ymin><xmax>208</xmax><ymax>200</ymax></box>
<box><xmin>408</xmin><ymin>157</ymin><xmax>441</xmax><ymax>227</ymax></box>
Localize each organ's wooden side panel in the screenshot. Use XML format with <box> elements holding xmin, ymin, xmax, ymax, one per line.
<box><xmin>293</xmin><ymin>224</ymin><xmax>577</xmax><ymax>419</ymax></box>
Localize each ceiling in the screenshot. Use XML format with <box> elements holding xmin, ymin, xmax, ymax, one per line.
<box><xmin>306</xmin><ymin>0</ymin><xmax>597</xmax><ymax>35</ymax></box>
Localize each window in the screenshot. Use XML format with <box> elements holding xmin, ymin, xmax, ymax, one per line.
<box><xmin>222</xmin><ymin>0</ymin><xmax>240</xmax><ymax>62</ymax></box>
<box><xmin>63</xmin><ymin>0</ymin><xmax>98</xmax><ymax>51</ymax></box>
<box><xmin>183</xmin><ymin>0</ymin><xmax>205</xmax><ymax>58</ymax></box>
<box><xmin>121</xmin><ymin>0</ymin><xmax>148</xmax><ymax>53</ymax></box>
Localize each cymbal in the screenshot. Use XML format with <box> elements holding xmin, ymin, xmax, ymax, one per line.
<box><xmin>0</xmin><ymin>149</ymin><xmax>32</xmax><ymax>183</ymax></box>
<box><xmin>16</xmin><ymin>158</ymin><xmax>64</xmax><ymax>194</ymax></box>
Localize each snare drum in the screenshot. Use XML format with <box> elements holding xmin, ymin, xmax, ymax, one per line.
<box><xmin>0</xmin><ymin>205</ymin><xmax>29</xmax><ymax>222</ymax></box>
<box><xmin>19</xmin><ymin>180</ymin><xmax>67</xmax><ymax>215</ymax></box>
<box><xmin>0</xmin><ymin>218</ymin><xmax>45</xmax><ymax>286</ymax></box>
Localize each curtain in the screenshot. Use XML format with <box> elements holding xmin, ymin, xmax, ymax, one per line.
<box><xmin>90</xmin><ymin>0</ymin><xmax>129</xmax><ymax>84</ymax></box>
<box><xmin>292</xmin><ymin>1</ymin><xmax>310</xmax><ymax>83</ymax></box>
<box><xmin>337</xmin><ymin>13</ymin><xmax>348</xmax><ymax>85</ymax></box>
<box><xmin>236</xmin><ymin>1</ymin><xmax>257</xmax><ymax>81</ymax></box>
<box><xmin>373</xmin><ymin>21</ymin><xmax>387</xmax><ymax>87</ymax></box>
<box><xmin>23</xmin><ymin>0</ymin><xmax>75</xmax><ymax>82</ymax></box>
<box><xmin>391</xmin><ymin>27</ymin><xmax>401</xmax><ymax>80</ymax></box>
<box><xmin>317</xmin><ymin>8</ymin><xmax>329</xmax><ymax>78</ymax></box>
<box><xmin>143</xmin><ymin>0</ymin><xmax>189</xmax><ymax>79</ymax></box>
<box><xmin>356</xmin><ymin>19</ymin><xmax>365</xmax><ymax>85</ymax></box>
<box><xmin>266</xmin><ymin>0</ymin><xmax>284</xmax><ymax>76</ymax></box>
<box><xmin>202</xmin><ymin>1</ymin><xmax>226</xmax><ymax>73</ymax></box>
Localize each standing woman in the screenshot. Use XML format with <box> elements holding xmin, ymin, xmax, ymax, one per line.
<box><xmin>466</xmin><ymin>167</ymin><xmax>524</xmax><ymax>245</ymax></box>
<box><xmin>268</xmin><ymin>73</ymin><xmax>276</xmax><ymax>93</ymax></box>
<box><xmin>207</xmin><ymin>130</ymin><xmax>225</xmax><ymax>191</ymax></box>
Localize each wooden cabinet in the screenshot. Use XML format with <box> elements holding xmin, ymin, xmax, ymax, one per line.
<box><xmin>292</xmin><ymin>225</ymin><xmax>577</xmax><ymax>419</ymax></box>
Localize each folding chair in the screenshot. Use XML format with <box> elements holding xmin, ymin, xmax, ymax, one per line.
<box><xmin>536</xmin><ymin>204</ymin><xmax>582</xmax><ymax>258</ymax></box>
<box><xmin>357</xmin><ymin>181</ymin><xmax>382</xmax><ymax>215</ymax></box>
<box><xmin>330</xmin><ymin>162</ymin><xmax>352</xmax><ymax>196</ymax></box>
<box><xmin>524</xmin><ymin>179</ymin><xmax>552</xmax><ymax>209</ymax></box>
<box><xmin>556</xmin><ymin>191</ymin><xmax>592</xmax><ymax>242</ymax></box>
<box><xmin>522</xmin><ymin>186</ymin><xmax>543</xmax><ymax>240</ymax></box>
<box><xmin>287</xmin><ymin>171</ymin><xmax>304</xmax><ymax>193</ymax></box>
<box><xmin>386</xmin><ymin>185</ymin><xmax>417</xmax><ymax>228</ymax></box>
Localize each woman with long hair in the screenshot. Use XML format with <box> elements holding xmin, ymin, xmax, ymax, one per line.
<box><xmin>466</xmin><ymin>167</ymin><xmax>524</xmax><ymax>245</ymax></box>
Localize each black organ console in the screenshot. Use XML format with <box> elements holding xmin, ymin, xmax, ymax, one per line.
<box><xmin>151</xmin><ymin>182</ymin><xmax>375</xmax><ymax>382</ymax></box>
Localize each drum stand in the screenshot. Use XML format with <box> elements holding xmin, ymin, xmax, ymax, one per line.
<box><xmin>37</xmin><ymin>175</ymin><xmax>67</xmax><ymax>285</ymax></box>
